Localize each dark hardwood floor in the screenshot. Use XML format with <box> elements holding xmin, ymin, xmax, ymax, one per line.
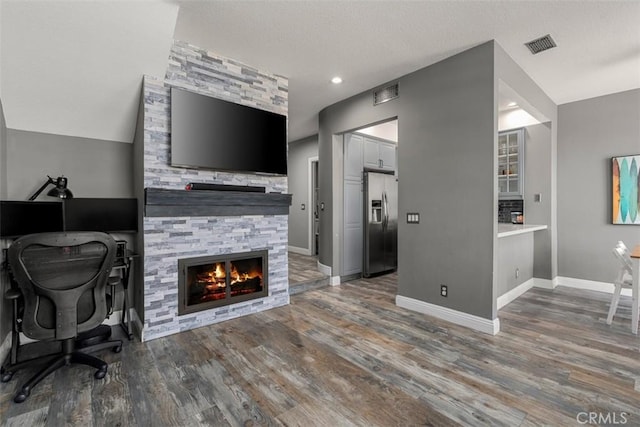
<box><xmin>2</xmin><ymin>274</ymin><xmax>640</xmax><ymax>426</ymax></box>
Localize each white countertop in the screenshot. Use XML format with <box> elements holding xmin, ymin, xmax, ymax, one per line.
<box><xmin>498</xmin><ymin>224</ymin><xmax>547</xmax><ymax>238</ymax></box>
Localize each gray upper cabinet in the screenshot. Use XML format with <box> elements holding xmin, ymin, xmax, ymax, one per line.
<box><xmin>345</xmin><ymin>133</ymin><xmax>364</xmax><ymax>180</ymax></box>
<box><xmin>498</xmin><ymin>128</ymin><xmax>524</xmax><ymax>199</ymax></box>
<box><xmin>363</xmin><ymin>136</ymin><xmax>396</xmax><ymax>172</ymax></box>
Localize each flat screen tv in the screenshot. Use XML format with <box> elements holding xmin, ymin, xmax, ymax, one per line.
<box><xmin>170</xmin><ymin>87</ymin><xmax>287</xmax><ymax>175</ymax></box>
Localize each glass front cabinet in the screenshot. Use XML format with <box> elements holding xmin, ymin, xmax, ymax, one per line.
<box><xmin>498</xmin><ymin>128</ymin><xmax>524</xmax><ymax>199</ymax></box>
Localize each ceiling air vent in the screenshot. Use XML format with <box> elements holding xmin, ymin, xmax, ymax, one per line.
<box><xmin>525</xmin><ymin>34</ymin><xmax>557</xmax><ymax>55</ymax></box>
<box><xmin>373</xmin><ymin>83</ymin><xmax>399</xmax><ymax>106</ymax></box>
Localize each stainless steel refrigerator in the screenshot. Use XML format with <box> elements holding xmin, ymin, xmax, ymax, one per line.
<box><xmin>363</xmin><ymin>171</ymin><xmax>398</xmax><ymax>277</ymax></box>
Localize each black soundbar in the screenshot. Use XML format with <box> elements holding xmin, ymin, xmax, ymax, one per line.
<box><xmin>185</xmin><ymin>183</ymin><xmax>266</xmax><ymax>193</ymax></box>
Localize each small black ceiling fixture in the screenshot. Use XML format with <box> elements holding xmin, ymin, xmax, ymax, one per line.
<box><xmin>525</xmin><ymin>34</ymin><xmax>557</xmax><ymax>55</ymax></box>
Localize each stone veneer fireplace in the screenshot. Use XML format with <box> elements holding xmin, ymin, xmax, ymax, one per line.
<box><xmin>134</xmin><ymin>39</ymin><xmax>290</xmax><ymax>341</ymax></box>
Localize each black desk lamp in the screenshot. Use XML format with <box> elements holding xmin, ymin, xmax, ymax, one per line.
<box><xmin>28</xmin><ymin>175</ymin><xmax>74</xmax><ymax>201</ymax></box>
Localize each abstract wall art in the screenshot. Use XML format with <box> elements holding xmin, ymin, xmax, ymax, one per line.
<box><xmin>612</xmin><ymin>154</ymin><xmax>640</xmax><ymax>224</ymax></box>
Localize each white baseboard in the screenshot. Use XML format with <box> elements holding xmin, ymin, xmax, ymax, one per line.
<box><xmin>497</xmin><ymin>276</ymin><xmax>629</xmax><ymax>310</ymax></box>
<box><xmin>288</xmin><ymin>245</ymin><xmax>312</xmax><ymax>256</ymax></box>
<box><xmin>317</xmin><ymin>260</ymin><xmax>331</xmax><ymax>276</ymax></box>
<box><xmin>396</xmin><ymin>295</ymin><xmax>500</xmax><ymax>335</ymax></box>
<box><xmin>497</xmin><ymin>278</ymin><xmax>535</xmax><ymax>310</ymax></box>
<box><xmin>533</xmin><ymin>278</ymin><xmax>556</xmax><ymax>289</ymax></box>
<box><xmin>316</xmin><ymin>260</ymin><xmax>340</xmax><ymax>286</ymax></box>
<box><xmin>555</xmin><ymin>276</ymin><xmax>631</xmax><ymax>297</ymax></box>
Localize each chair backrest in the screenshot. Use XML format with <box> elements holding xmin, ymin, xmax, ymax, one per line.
<box><xmin>612</xmin><ymin>245</ymin><xmax>633</xmax><ymax>276</ymax></box>
<box><xmin>8</xmin><ymin>232</ymin><xmax>116</xmax><ymax>341</ymax></box>
<box><xmin>617</xmin><ymin>240</ymin><xmax>630</xmax><ymax>257</ymax></box>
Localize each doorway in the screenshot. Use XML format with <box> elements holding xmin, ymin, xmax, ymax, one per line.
<box><xmin>342</xmin><ymin>119</ymin><xmax>398</xmax><ymax>278</ymax></box>
<box><xmin>311</xmin><ymin>159</ymin><xmax>319</xmax><ymax>256</ymax></box>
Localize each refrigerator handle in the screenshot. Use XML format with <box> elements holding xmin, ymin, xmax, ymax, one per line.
<box><xmin>383</xmin><ymin>191</ymin><xmax>389</xmax><ymax>229</ymax></box>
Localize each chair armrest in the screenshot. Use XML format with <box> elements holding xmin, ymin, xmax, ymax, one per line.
<box><xmin>5</xmin><ymin>288</ymin><xmax>21</xmax><ymax>300</ymax></box>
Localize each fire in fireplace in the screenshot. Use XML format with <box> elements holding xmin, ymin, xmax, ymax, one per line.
<box><xmin>178</xmin><ymin>250</ymin><xmax>268</xmax><ymax>315</ymax></box>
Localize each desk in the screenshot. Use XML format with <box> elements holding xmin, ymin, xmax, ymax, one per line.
<box><xmin>111</xmin><ymin>249</ymin><xmax>137</xmax><ymax>340</ymax></box>
<box><xmin>632</xmin><ymin>245</ymin><xmax>640</xmax><ymax>334</ymax></box>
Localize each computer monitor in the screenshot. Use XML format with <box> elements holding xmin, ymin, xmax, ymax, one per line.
<box><xmin>63</xmin><ymin>198</ymin><xmax>138</xmax><ymax>233</ymax></box>
<box><xmin>0</xmin><ymin>201</ymin><xmax>64</xmax><ymax>238</ymax></box>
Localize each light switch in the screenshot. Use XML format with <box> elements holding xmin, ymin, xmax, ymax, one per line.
<box><xmin>534</xmin><ymin>193</ymin><xmax>542</xmax><ymax>203</ymax></box>
<box><xmin>407</xmin><ymin>213</ymin><xmax>420</xmax><ymax>224</ymax></box>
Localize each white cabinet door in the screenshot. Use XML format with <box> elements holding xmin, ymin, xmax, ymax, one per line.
<box><xmin>344</xmin><ymin>134</ymin><xmax>364</xmax><ymax>180</ymax></box>
<box><xmin>379</xmin><ymin>141</ymin><xmax>396</xmax><ymax>171</ymax></box>
<box><xmin>363</xmin><ymin>137</ymin><xmax>381</xmax><ymax>169</ymax></box>
<box><xmin>364</xmin><ymin>136</ymin><xmax>396</xmax><ymax>171</ymax></box>
<box><xmin>343</xmin><ymin>180</ymin><xmax>363</xmax><ymax>275</ymax></box>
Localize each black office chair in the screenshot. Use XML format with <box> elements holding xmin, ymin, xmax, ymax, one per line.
<box><xmin>2</xmin><ymin>232</ymin><xmax>122</xmax><ymax>403</ymax></box>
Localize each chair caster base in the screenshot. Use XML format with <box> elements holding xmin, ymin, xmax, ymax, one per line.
<box><xmin>94</xmin><ymin>368</ymin><xmax>107</xmax><ymax>380</ymax></box>
<box><xmin>14</xmin><ymin>390</ymin><xmax>29</xmax><ymax>403</ymax></box>
<box><xmin>1</xmin><ymin>369</ymin><xmax>14</xmax><ymax>383</ymax></box>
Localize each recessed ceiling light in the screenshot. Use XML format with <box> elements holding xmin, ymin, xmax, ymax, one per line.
<box><xmin>507</xmin><ymin>102</ymin><xmax>518</xmax><ymax>108</ymax></box>
<box><xmin>331</xmin><ymin>76</ymin><xmax>343</xmax><ymax>84</ymax></box>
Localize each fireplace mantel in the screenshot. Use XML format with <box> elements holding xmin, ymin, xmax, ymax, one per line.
<box><xmin>144</xmin><ymin>187</ymin><xmax>292</xmax><ymax>217</ymax></box>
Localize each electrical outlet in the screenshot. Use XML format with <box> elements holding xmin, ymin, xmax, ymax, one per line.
<box><xmin>440</xmin><ymin>284</ymin><xmax>448</xmax><ymax>297</ymax></box>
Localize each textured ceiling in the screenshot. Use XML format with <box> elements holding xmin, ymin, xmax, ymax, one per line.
<box><xmin>174</xmin><ymin>0</ymin><xmax>640</xmax><ymax>141</ymax></box>
<box><xmin>1</xmin><ymin>1</ymin><xmax>639</xmax><ymax>143</ymax></box>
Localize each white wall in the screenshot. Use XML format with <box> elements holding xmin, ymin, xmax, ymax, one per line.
<box><xmin>357</xmin><ymin>120</ymin><xmax>398</xmax><ymax>142</ymax></box>
<box><xmin>498</xmin><ymin>108</ymin><xmax>540</xmax><ymax>131</ymax></box>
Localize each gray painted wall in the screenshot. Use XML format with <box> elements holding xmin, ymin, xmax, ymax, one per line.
<box><xmin>319</xmin><ymin>42</ymin><xmax>497</xmax><ymax>320</ymax></box>
<box><xmin>318</xmin><ymin>41</ymin><xmax>557</xmax><ymax>321</ymax></box>
<box><xmin>318</xmin><ymin>85</ymin><xmax>399</xmax><ymax>273</ymax></box>
<box><xmin>557</xmin><ymin>89</ymin><xmax>640</xmax><ymax>282</ymax></box>
<box><xmin>398</xmin><ymin>42</ymin><xmax>496</xmax><ymax>319</ymax></box>
<box><xmin>494</xmin><ymin>43</ymin><xmax>558</xmax><ymax>282</ymax></box>
<box><xmin>288</xmin><ymin>135</ymin><xmax>318</xmax><ymax>251</ymax></box>
<box><xmin>0</xmin><ymin>99</ymin><xmax>6</xmax><ymax>199</ymax></box>
<box><xmin>523</xmin><ymin>123</ymin><xmax>553</xmax><ymax>279</ymax></box>
<box><xmin>0</xmin><ymin>98</ymin><xmax>9</xmax><ymax>344</ymax></box>
<box><xmin>498</xmin><ymin>233</ymin><xmax>533</xmax><ymax>296</ymax></box>
<box><xmin>4</xmin><ymin>129</ymin><xmax>133</xmax><ymax>200</ymax></box>
<box><xmin>132</xmin><ymin>93</ymin><xmax>145</xmax><ymax>324</ymax></box>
